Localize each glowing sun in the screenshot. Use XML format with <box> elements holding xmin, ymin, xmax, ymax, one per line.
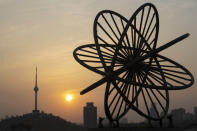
<box><xmin>65</xmin><ymin>94</ymin><xmax>73</xmax><ymax>102</ymax></box>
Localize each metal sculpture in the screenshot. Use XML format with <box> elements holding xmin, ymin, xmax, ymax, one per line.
<box><xmin>73</xmin><ymin>3</ymin><xmax>194</xmax><ymax>126</ymax></box>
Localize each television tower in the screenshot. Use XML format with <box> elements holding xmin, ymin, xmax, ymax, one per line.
<box><xmin>33</xmin><ymin>67</ymin><xmax>39</xmax><ymax>113</ymax></box>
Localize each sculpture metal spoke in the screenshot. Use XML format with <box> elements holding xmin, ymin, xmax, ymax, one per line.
<box><xmin>73</xmin><ymin>2</ymin><xmax>194</xmax><ymax>126</ymax></box>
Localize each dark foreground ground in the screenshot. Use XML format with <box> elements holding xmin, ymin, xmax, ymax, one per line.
<box><xmin>1</xmin><ymin>112</ymin><xmax>197</xmax><ymax>131</ymax></box>
<box><xmin>87</xmin><ymin>127</ymin><xmax>196</xmax><ymax>131</ymax></box>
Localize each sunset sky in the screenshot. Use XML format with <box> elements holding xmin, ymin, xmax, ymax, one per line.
<box><xmin>0</xmin><ymin>0</ymin><xmax>197</xmax><ymax>124</ymax></box>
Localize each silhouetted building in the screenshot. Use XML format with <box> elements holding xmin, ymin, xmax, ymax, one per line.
<box><xmin>150</xmin><ymin>102</ymin><xmax>157</xmax><ymax>118</ymax></box>
<box><xmin>83</xmin><ymin>102</ymin><xmax>97</xmax><ymax>128</ymax></box>
<box><xmin>120</xmin><ymin>118</ymin><xmax>128</xmax><ymax>124</ymax></box>
<box><xmin>32</xmin><ymin>67</ymin><xmax>39</xmax><ymax>113</ymax></box>
<box><xmin>171</xmin><ymin>108</ymin><xmax>185</xmax><ymax>122</ymax></box>
<box><xmin>194</xmin><ymin>107</ymin><xmax>197</xmax><ymax>115</ymax></box>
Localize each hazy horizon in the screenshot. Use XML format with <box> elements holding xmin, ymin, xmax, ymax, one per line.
<box><xmin>0</xmin><ymin>0</ymin><xmax>197</xmax><ymax>124</ymax></box>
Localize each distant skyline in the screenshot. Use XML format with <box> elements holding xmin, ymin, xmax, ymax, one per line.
<box><xmin>0</xmin><ymin>0</ymin><xmax>197</xmax><ymax>124</ymax></box>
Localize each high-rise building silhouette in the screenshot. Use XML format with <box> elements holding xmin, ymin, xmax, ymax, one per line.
<box><xmin>171</xmin><ymin>108</ymin><xmax>185</xmax><ymax>122</ymax></box>
<box><xmin>194</xmin><ymin>107</ymin><xmax>197</xmax><ymax>115</ymax></box>
<box><xmin>83</xmin><ymin>102</ymin><xmax>97</xmax><ymax>128</ymax></box>
<box><xmin>150</xmin><ymin>102</ymin><xmax>157</xmax><ymax>118</ymax></box>
<box><xmin>32</xmin><ymin>67</ymin><xmax>39</xmax><ymax>113</ymax></box>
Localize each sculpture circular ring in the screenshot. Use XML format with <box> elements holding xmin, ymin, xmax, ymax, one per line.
<box><xmin>73</xmin><ymin>2</ymin><xmax>194</xmax><ymax>126</ymax></box>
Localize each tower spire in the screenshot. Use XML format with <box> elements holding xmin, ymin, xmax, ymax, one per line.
<box><xmin>35</xmin><ymin>66</ymin><xmax>37</xmax><ymax>88</ymax></box>
<box><xmin>33</xmin><ymin>66</ymin><xmax>39</xmax><ymax>113</ymax></box>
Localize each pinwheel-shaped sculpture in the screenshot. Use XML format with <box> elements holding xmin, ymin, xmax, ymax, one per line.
<box><xmin>73</xmin><ymin>3</ymin><xmax>194</xmax><ymax>126</ymax></box>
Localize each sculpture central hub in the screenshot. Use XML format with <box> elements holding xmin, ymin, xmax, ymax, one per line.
<box><xmin>129</xmin><ymin>61</ymin><xmax>147</xmax><ymax>73</ymax></box>
<box><xmin>125</xmin><ymin>56</ymin><xmax>149</xmax><ymax>74</ymax></box>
